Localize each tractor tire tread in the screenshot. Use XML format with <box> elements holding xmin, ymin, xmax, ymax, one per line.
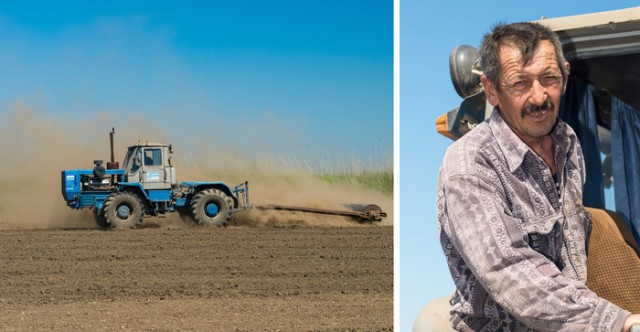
<box><xmin>190</xmin><ymin>189</ymin><xmax>231</xmax><ymax>227</ymax></box>
<box><xmin>103</xmin><ymin>192</ymin><xmax>144</xmax><ymax>229</ymax></box>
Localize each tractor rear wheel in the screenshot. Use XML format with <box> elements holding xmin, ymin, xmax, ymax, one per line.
<box><xmin>103</xmin><ymin>192</ymin><xmax>144</xmax><ymax>229</ymax></box>
<box><xmin>190</xmin><ymin>189</ymin><xmax>231</xmax><ymax>227</ymax></box>
<box><xmin>92</xmin><ymin>208</ymin><xmax>110</xmax><ymax>229</ymax></box>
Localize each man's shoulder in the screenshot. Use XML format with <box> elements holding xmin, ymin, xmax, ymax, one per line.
<box><xmin>441</xmin><ymin>122</ymin><xmax>498</xmax><ymax>175</ymax></box>
<box><xmin>445</xmin><ymin>121</ymin><xmax>494</xmax><ymax>156</ymax></box>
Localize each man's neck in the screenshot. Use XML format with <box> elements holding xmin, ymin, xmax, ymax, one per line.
<box><xmin>524</xmin><ymin>135</ymin><xmax>557</xmax><ymax>175</ymax></box>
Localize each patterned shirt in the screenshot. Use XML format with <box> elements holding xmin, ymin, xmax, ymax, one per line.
<box><xmin>437</xmin><ymin>108</ymin><xmax>631</xmax><ymax>331</ymax></box>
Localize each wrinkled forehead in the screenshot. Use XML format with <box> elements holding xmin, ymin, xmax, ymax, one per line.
<box><xmin>498</xmin><ymin>40</ymin><xmax>559</xmax><ymax>72</ymax></box>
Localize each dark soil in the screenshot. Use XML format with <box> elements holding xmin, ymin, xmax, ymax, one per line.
<box><xmin>0</xmin><ymin>223</ymin><xmax>393</xmax><ymax>331</ymax></box>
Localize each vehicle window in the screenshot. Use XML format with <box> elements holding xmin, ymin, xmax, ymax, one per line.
<box><xmin>598</xmin><ymin>125</ymin><xmax>615</xmax><ymax>211</ymax></box>
<box><xmin>131</xmin><ymin>149</ymin><xmax>142</xmax><ymax>173</ymax></box>
<box><xmin>144</xmin><ymin>148</ymin><xmax>162</xmax><ymax>166</ymax></box>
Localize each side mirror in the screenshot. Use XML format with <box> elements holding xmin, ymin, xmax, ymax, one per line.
<box><xmin>449</xmin><ymin>45</ymin><xmax>482</xmax><ymax>98</ymax></box>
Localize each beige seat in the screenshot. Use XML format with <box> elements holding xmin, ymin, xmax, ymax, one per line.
<box><xmin>413</xmin><ymin>296</ymin><xmax>456</xmax><ymax>332</ymax></box>
<box><xmin>586</xmin><ymin>207</ymin><xmax>640</xmax><ymax>313</ymax></box>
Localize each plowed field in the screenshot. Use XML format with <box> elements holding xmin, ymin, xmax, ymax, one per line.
<box><xmin>0</xmin><ymin>220</ymin><xmax>393</xmax><ymax>331</ymax></box>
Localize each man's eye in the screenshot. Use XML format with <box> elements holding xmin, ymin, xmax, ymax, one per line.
<box><xmin>512</xmin><ymin>80</ymin><xmax>528</xmax><ymax>88</ymax></box>
<box><xmin>542</xmin><ymin>76</ymin><xmax>561</xmax><ymax>86</ymax></box>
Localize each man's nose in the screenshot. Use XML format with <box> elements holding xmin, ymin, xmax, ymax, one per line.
<box><xmin>528</xmin><ymin>79</ymin><xmax>546</xmax><ymax>105</ymax></box>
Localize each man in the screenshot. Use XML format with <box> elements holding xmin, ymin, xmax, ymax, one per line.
<box><xmin>437</xmin><ymin>22</ymin><xmax>640</xmax><ymax>331</ymax></box>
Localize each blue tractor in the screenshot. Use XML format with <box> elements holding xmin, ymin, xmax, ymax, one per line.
<box><xmin>61</xmin><ymin>129</ymin><xmax>249</xmax><ymax>228</ymax></box>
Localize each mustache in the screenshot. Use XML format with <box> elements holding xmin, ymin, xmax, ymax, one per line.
<box><xmin>521</xmin><ymin>99</ymin><xmax>555</xmax><ymax>118</ymax></box>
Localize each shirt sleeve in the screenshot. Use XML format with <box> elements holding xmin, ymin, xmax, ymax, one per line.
<box><xmin>441</xmin><ymin>174</ymin><xmax>631</xmax><ymax>331</ymax></box>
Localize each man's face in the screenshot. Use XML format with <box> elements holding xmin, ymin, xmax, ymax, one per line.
<box><xmin>483</xmin><ymin>40</ymin><xmax>567</xmax><ymax>143</ymax></box>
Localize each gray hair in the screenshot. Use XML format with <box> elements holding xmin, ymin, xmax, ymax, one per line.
<box><xmin>479</xmin><ymin>22</ymin><xmax>568</xmax><ymax>91</ymax></box>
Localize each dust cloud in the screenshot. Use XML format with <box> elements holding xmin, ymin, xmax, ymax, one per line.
<box><xmin>0</xmin><ymin>103</ymin><xmax>393</xmax><ymax>230</ymax></box>
<box><xmin>229</xmin><ymin>171</ymin><xmax>393</xmax><ymax>228</ymax></box>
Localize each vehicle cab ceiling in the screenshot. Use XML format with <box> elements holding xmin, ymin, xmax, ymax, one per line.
<box><xmin>539</xmin><ymin>7</ymin><xmax>640</xmax><ymax>127</ymax></box>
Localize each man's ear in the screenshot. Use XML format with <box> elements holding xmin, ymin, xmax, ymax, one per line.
<box><xmin>481</xmin><ymin>76</ymin><xmax>499</xmax><ymax>106</ymax></box>
<box><xmin>562</xmin><ymin>61</ymin><xmax>571</xmax><ymax>94</ymax></box>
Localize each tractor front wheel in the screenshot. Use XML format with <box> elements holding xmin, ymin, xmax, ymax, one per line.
<box><xmin>190</xmin><ymin>189</ymin><xmax>231</xmax><ymax>227</ymax></box>
<box><xmin>103</xmin><ymin>192</ymin><xmax>144</xmax><ymax>229</ymax></box>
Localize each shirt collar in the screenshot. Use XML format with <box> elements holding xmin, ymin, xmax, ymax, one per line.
<box><xmin>487</xmin><ymin>107</ymin><xmax>574</xmax><ymax>173</ymax></box>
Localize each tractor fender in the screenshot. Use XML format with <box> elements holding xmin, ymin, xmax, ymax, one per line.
<box><xmin>179</xmin><ymin>182</ymin><xmax>237</xmax><ymax>208</ymax></box>
<box><xmin>182</xmin><ymin>182</ymin><xmax>234</xmax><ymax>199</ymax></box>
<box><xmin>116</xmin><ymin>183</ymin><xmax>149</xmax><ymax>202</ymax></box>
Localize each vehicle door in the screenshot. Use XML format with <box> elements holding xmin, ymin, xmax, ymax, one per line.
<box><xmin>140</xmin><ymin>147</ymin><xmax>172</xmax><ymax>190</ymax></box>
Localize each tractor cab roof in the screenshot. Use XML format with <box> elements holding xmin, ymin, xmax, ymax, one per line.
<box><xmin>127</xmin><ymin>142</ymin><xmax>170</xmax><ymax>149</ymax></box>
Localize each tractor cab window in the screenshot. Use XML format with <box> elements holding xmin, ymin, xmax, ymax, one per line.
<box><xmin>130</xmin><ymin>149</ymin><xmax>142</xmax><ymax>173</ymax></box>
<box><xmin>123</xmin><ymin>149</ymin><xmax>133</xmax><ymax>170</ymax></box>
<box><xmin>144</xmin><ymin>148</ymin><xmax>162</xmax><ymax>166</ymax></box>
<box><xmin>122</xmin><ymin>148</ymin><xmax>141</xmax><ymax>174</ymax></box>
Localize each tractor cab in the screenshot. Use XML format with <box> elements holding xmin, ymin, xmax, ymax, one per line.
<box><xmin>122</xmin><ymin>142</ymin><xmax>177</xmax><ymax>190</ymax></box>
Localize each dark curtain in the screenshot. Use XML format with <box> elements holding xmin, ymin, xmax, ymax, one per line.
<box><xmin>559</xmin><ymin>77</ymin><xmax>604</xmax><ymax>208</ymax></box>
<box><xmin>611</xmin><ymin>96</ymin><xmax>640</xmax><ymax>245</ymax></box>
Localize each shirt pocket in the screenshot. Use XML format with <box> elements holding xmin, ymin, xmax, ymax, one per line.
<box><xmin>523</xmin><ymin>214</ymin><xmax>565</xmax><ymax>270</ymax></box>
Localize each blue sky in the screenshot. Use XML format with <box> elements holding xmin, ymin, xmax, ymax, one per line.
<box><xmin>400</xmin><ymin>1</ymin><xmax>639</xmax><ymax>330</ymax></box>
<box><xmin>0</xmin><ymin>1</ymin><xmax>392</xmax><ymax>166</ymax></box>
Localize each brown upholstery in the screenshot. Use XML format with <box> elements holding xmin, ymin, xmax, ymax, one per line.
<box><xmin>586</xmin><ymin>207</ymin><xmax>640</xmax><ymax>313</ymax></box>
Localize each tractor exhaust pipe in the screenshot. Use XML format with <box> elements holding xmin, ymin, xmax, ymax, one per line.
<box><xmin>107</xmin><ymin>128</ymin><xmax>119</xmax><ymax>170</ymax></box>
